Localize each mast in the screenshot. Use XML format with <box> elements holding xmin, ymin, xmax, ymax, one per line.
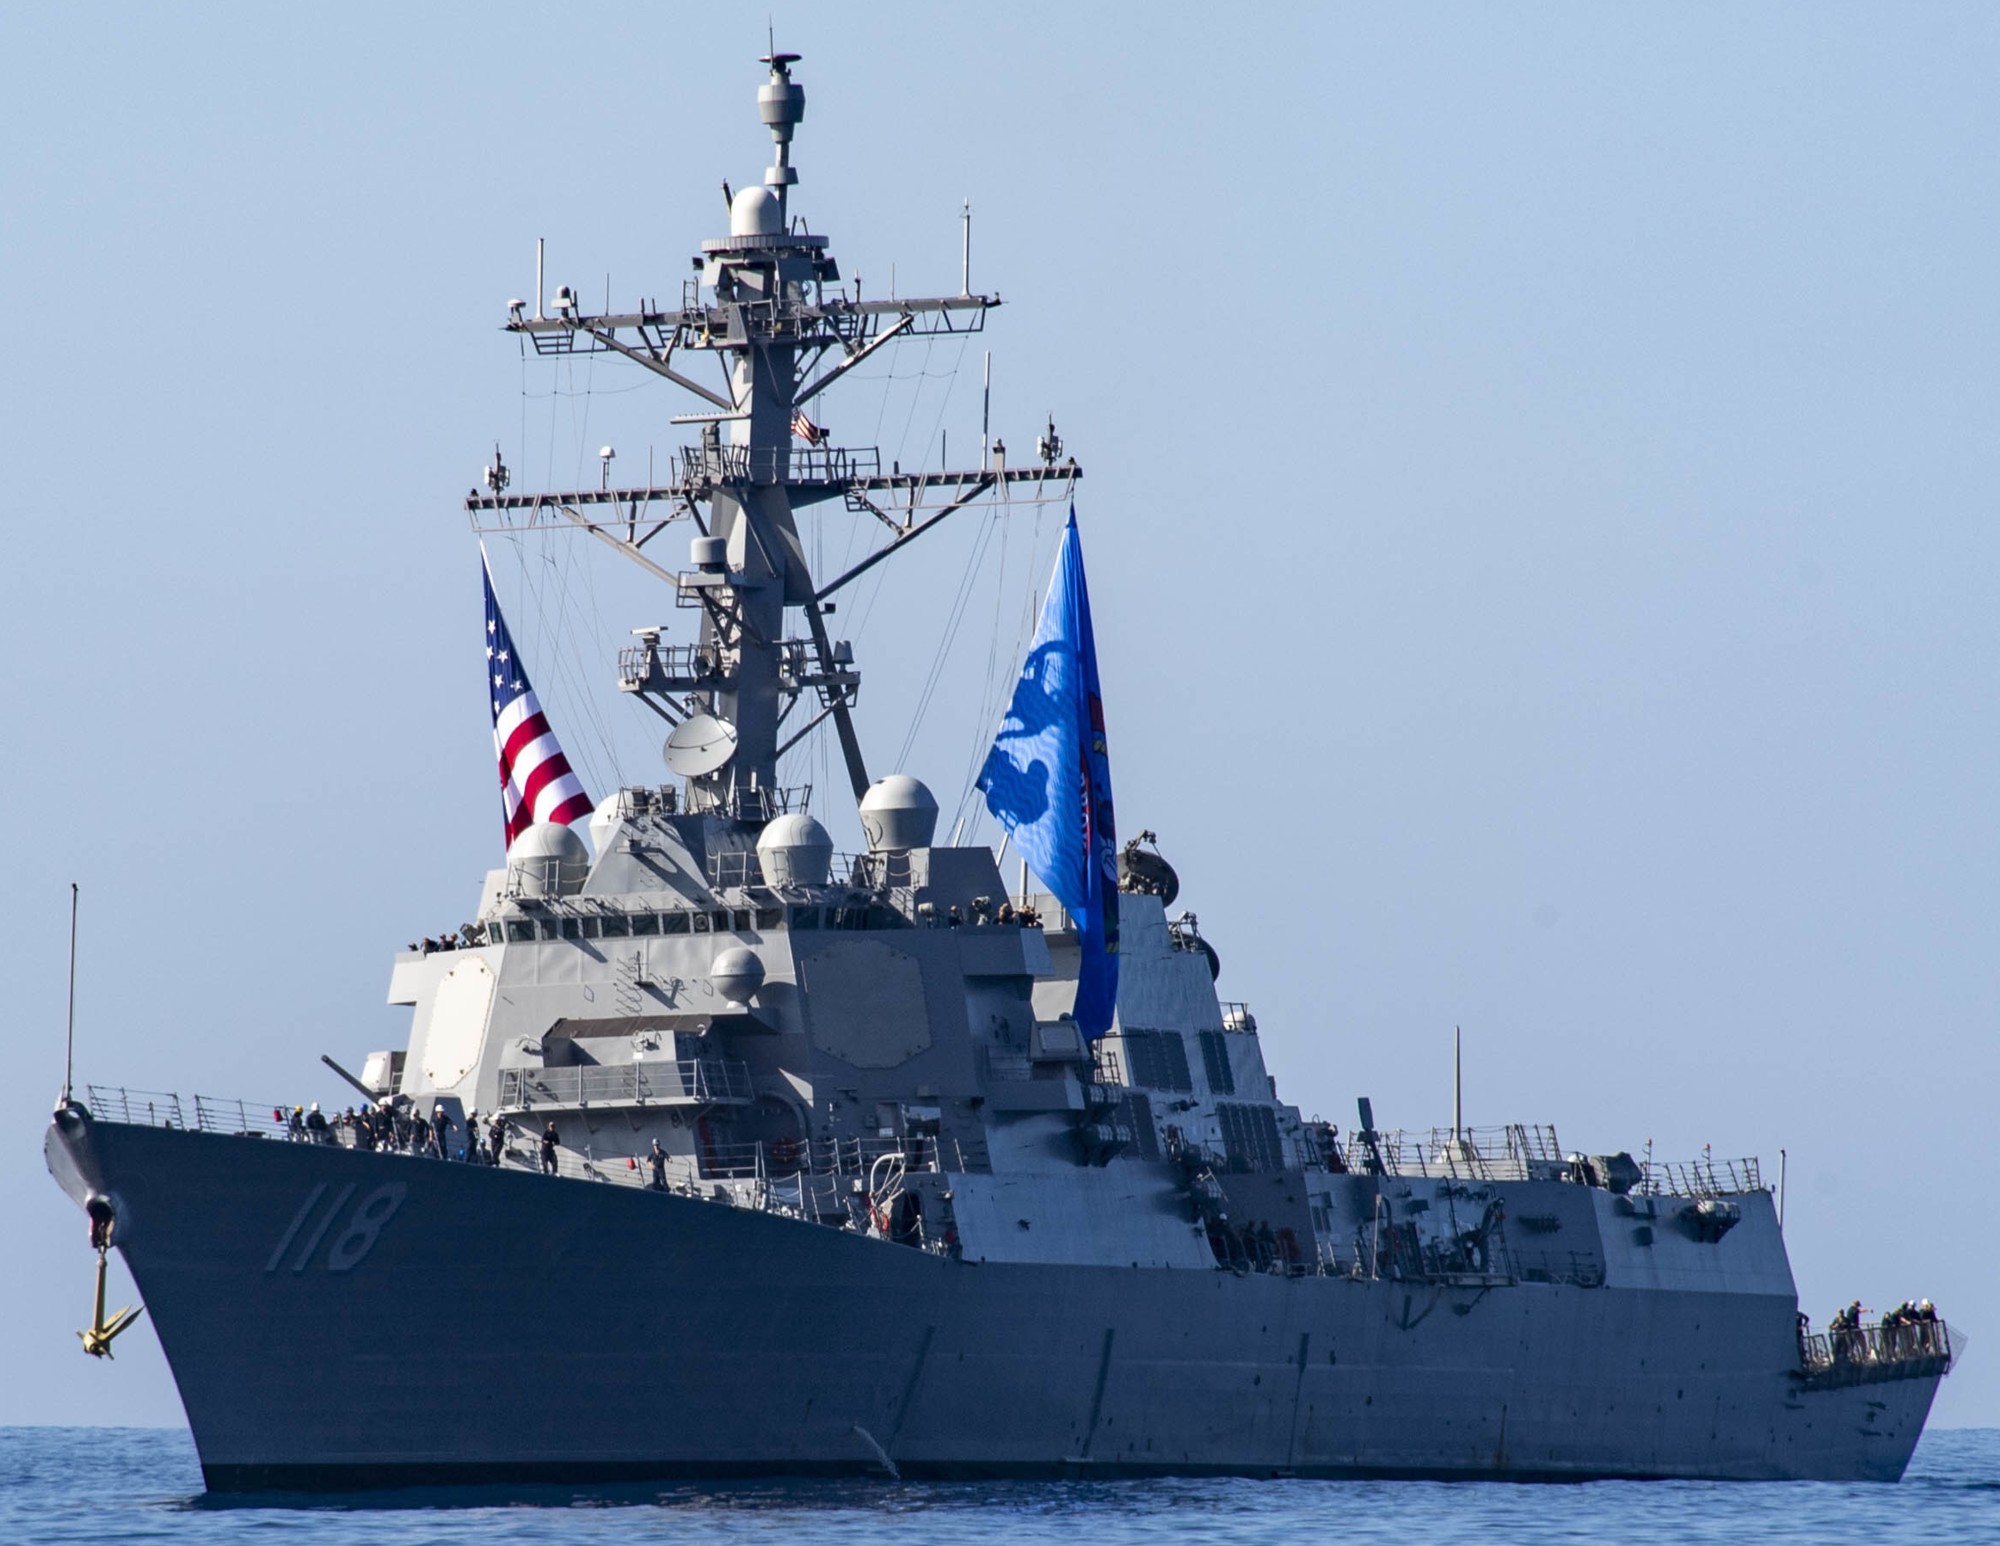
<box><xmin>1453</xmin><ymin>1025</ymin><xmax>1463</xmax><ymax>1144</ymax></box>
<box><xmin>466</xmin><ymin>52</ymin><xmax>1079</xmax><ymax>825</ymax></box>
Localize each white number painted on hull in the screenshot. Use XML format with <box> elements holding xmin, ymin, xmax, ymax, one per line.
<box><xmin>328</xmin><ymin>1184</ymin><xmax>408</xmax><ymax>1272</ymax></box>
<box><xmin>265</xmin><ymin>1182</ymin><xmax>408</xmax><ymax>1274</ymax></box>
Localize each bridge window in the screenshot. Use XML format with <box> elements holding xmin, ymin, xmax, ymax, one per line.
<box><xmin>791</xmin><ymin>906</ymin><xmax>820</xmax><ymax>930</ymax></box>
<box><xmin>505</xmin><ymin>919</ymin><xmax>536</xmax><ymax>944</ymax></box>
<box><xmin>662</xmin><ymin>912</ymin><xmax>691</xmax><ymax>935</ymax></box>
<box><xmin>600</xmin><ymin>914</ymin><xmax>630</xmax><ymax>938</ymax></box>
<box><xmin>630</xmin><ymin>913</ymin><xmax>660</xmax><ymax>936</ymax></box>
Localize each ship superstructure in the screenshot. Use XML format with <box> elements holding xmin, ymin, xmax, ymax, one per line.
<box><xmin>47</xmin><ymin>54</ymin><xmax>1956</xmax><ymax>1490</ymax></box>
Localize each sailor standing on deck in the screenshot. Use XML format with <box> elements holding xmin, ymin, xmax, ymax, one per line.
<box><xmin>540</xmin><ymin>1121</ymin><xmax>560</xmax><ymax>1175</ymax></box>
<box><xmin>648</xmin><ymin>1139</ymin><xmax>667</xmax><ymax>1191</ymax></box>
<box><xmin>429</xmin><ymin>1104</ymin><xmax>455</xmax><ymax>1160</ymax></box>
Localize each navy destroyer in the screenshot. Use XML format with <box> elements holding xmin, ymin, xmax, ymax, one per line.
<box><xmin>47</xmin><ymin>54</ymin><xmax>1957</xmax><ymax>1489</ymax></box>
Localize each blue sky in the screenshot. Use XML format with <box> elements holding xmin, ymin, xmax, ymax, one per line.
<box><xmin>3</xmin><ymin>3</ymin><xmax>1996</xmax><ymax>1428</ymax></box>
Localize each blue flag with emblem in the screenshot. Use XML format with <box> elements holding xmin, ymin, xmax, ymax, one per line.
<box><xmin>977</xmin><ymin>505</ymin><xmax>1119</xmax><ymax>1037</ymax></box>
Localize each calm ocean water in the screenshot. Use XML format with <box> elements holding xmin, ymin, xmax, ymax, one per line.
<box><xmin>3</xmin><ymin>1427</ymin><xmax>1996</xmax><ymax>1545</ymax></box>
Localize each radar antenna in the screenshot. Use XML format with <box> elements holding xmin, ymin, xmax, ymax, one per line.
<box><xmin>472</xmin><ymin>56</ymin><xmax>1079</xmax><ymax>818</ymax></box>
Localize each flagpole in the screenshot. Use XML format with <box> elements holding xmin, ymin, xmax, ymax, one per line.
<box><xmin>63</xmin><ymin>883</ymin><xmax>78</xmax><ymax>1106</ymax></box>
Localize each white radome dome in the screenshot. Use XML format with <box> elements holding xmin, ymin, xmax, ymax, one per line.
<box><xmin>729</xmin><ymin>185</ymin><xmax>782</xmax><ymax>237</ymax></box>
<box><xmin>756</xmin><ymin>812</ymin><xmax>834</xmax><ymax>887</ymax></box>
<box><xmin>858</xmin><ymin>774</ymin><xmax>939</xmax><ymax>853</ymax></box>
<box><xmin>710</xmin><ymin>946</ymin><xmax>766</xmax><ymax>1007</ymax></box>
<box><xmin>506</xmin><ymin>821</ymin><xmax>590</xmax><ymax>897</ymax></box>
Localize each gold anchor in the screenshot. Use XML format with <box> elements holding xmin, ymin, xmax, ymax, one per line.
<box><xmin>78</xmin><ymin>1210</ymin><xmax>143</xmax><ymax>1359</ymax></box>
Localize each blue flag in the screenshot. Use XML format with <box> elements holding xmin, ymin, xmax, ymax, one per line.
<box><xmin>977</xmin><ymin>506</ymin><xmax>1119</xmax><ymax>1036</ymax></box>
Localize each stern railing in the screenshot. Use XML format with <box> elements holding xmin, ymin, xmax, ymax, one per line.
<box><xmin>1647</xmin><ymin>1155</ymin><xmax>1762</xmax><ymax>1198</ymax></box>
<box><xmin>1798</xmin><ymin>1319</ymin><xmax>1961</xmax><ymax>1382</ymax></box>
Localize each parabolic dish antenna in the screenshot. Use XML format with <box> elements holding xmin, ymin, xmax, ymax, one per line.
<box><xmin>665</xmin><ymin>713</ymin><xmax>739</xmax><ymax>777</ymax></box>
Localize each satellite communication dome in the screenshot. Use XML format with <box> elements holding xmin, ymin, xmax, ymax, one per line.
<box><xmin>730</xmin><ymin>185</ymin><xmax>782</xmax><ymax>237</ymax></box>
<box><xmin>756</xmin><ymin>812</ymin><xmax>834</xmax><ymax>887</ymax></box>
<box><xmin>709</xmin><ymin>945</ymin><xmax>766</xmax><ymax>1007</ymax></box>
<box><xmin>858</xmin><ymin>774</ymin><xmax>938</xmax><ymax>853</ymax></box>
<box><xmin>507</xmin><ymin>821</ymin><xmax>590</xmax><ymax>898</ymax></box>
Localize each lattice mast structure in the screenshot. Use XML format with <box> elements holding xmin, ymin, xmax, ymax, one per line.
<box><xmin>467</xmin><ymin>51</ymin><xmax>1077</xmax><ymax>819</ymax></box>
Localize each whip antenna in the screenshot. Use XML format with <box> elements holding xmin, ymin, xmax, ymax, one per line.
<box><xmin>63</xmin><ymin>882</ymin><xmax>78</xmax><ymax>1106</ymax></box>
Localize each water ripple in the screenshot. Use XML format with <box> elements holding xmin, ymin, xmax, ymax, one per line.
<box><xmin>3</xmin><ymin>1429</ymin><xmax>1996</xmax><ymax>1546</ymax></box>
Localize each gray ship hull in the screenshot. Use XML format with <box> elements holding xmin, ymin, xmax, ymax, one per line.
<box><xmin>48</xmin><ymin>1111</ymin><xmax>1942</xmax><ymax>1490</ymax></box>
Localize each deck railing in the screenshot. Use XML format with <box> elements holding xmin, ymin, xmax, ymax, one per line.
<box><xmin>1343</xmin><ymin>1126</ymin><xmax>1765</xmax><ymax>1199</ymax></box>
<box><xmin>496</xmin><ymin>1059</ymin><xmax>753</xmax><ymax>1110</ymax></box>
<box><xmin>84</xmin><ymin>1086</ymin><xmax>287</xmax><ymax>1136</ymax></box>
<box><xmin>1365</xmin><ymin>1124</ymin><xmax>1565</xmax><ymax>1182</ymax></box>
<box><xmin>1647</xmin><ymin>1155</ymin><xmax>1762</xmax><ymax>1198</ymax></box>
<box><xmin>1798</xmin><ymin>1319</ymin><xmax>1960</xmax><ymax>1381</ymax></box>
<box><xmin>79</xmin><ymin>1085</ymin><xmax>1792</xmax><ymax>1289</ymax></box>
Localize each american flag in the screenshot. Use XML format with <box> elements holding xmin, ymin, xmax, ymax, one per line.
<box><xmin>482</xmin><ymin>554</ymin><xmax>593</xmax><ymax>845</ymax></box>
<box><xmin>790</xmin><ymin>409</ymin><xmax>827</xmax><ymax>445</ymax></box>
